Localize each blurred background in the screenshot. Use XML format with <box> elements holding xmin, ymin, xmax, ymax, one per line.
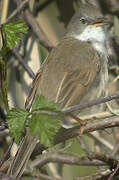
<box><xmin>0</xmin><ymin>0</ymin><xmax>119</xmax><ymax>179</ymax></box>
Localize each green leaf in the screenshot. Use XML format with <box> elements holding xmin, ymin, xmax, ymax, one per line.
<box><xmin>7</xmin><ymin>108</ymin><xmax>29</xmax><ymax>144</ymax></box>
<box><xmin>2</xmin><ymin>20</ymin><xmax>28</xmax><ymax>49</ymax></box>
<box><xmin>29</xmin><ymin>113</ymin><xmax>61</xmax><ymax>147</ymax></box>
<box><xmin>32</xmin><ymin>94</ymin><xmax>62</xmax><ymax>113</ymax></box>
<box><xmin>30</xmin><ymin>95</ymin><xmax>62</xmax><ymax>147</ymax></box>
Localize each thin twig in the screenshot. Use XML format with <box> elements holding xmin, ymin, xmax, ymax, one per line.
<box><xmin>28</xmin><ymin>152</ymin><xmax>106</xmax><ymax>169</ymax></box>
<box><xmin>25</xmin><ymin>170</ymin><xmax>62</xmax><ymax>180</ymax></box>
<box><xmin>0</xmin><ymin>172</ymin><xmax>19</xmax><ymax>180</ymax></box>
<box><xmin>54</xmin><ymin>116</ymin><xmax>119</xmax><ymax>145</ymax></box>
<box><xmin>12</xmin><ymin>47</ymin><xmax>35</xmax><ymax>79</ymax></box>
<box><xmin>0</xmin><ymin>139</ymin><xmax>14</xmax><ymax>168</ymax></box>
<box><xmin>88</xmin><ymin>152</ymin><xmax>118</xmax><ymax>168</ymax></box>
<box><xmin>35</xmin><ymin>0</ymin><xmax>54</xmax><ymax>12</ymax></box>
<box><xmin>112</xmin><ymin>143</ymin><xmax>119</xmax><ymax>156</ymax></box>
<box><xmin>7</xmin><ymin>128</ymin><xmax>38</xmax><ymax>178</ymax></box>
<box><xmin>5</xmin><ymin>0</ymin><xmax>29</xmax><ymax>24</ymax></box>
<box><xmin>76</xmin><ymin>169</ymin><xmax>111</xmax><ymax>180</ymax></box>
<box><xmin>24</xmin><ymin>8</ymin><xmax>54</xmax><ymax>51</ymax></box>
<box><xmin>108</xmin><ymin>162</ymin><xmax>119</xmax><ymax>180</ymax></box>
<box><xmin>77</xmin><ymin>137</ymin><xmax>91</xmax><ymax>154</ymax></box>
<box><xmin>77</xmin><ymin>109</ymin><xmax>119</xmax><ymax>120</ymax></box>
<box><xmin>13</xmin><ymin>0</ymin><xmax>54</xmax><ymax>51</ymax></box>
<box><xmin>30</xmin><ymin>95</ymin><xmax>119</xmax><ymax>120</ymax></box>
<box><xmin>89</xmin><ymin>132</ymin><xmax>114</xmax><ymax>151</ymax></box>
<box><xmin>63</xmin><ymin>93</ymin><xmax>119</xmax><ymax>114</ymax></box>
<box><xmin>37</xmin><ymin>172</ymin><xmax>62</xmax><ymax>180</ymax></box>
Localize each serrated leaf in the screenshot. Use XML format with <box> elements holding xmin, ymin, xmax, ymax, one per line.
<box><xmin>30</xmin><ymin>95</ymin><xmax>62</xmax><ymax>147</ymax></box>
<box><xmin>2</xmin><ymin>20</ymin><xmax>28</xmax><ymax>49</ymax></box>
<box><xmin>7</xmin><ymin>108</ymin><xmax>29</xmax><ymax>144</ymax></box>
<box><xmin>29</xmin><ymin>113</ymin><xmax>61</xmax><ymax>147</ymax></box>
<box><xmin>32</xmin><ymin>95</ymin><xmax>62</xmax><ymax>113</ymax></box>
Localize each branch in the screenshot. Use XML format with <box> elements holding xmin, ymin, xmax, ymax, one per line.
<box><xmin>0</xmin><ymin>140</ymin><xmax>14</xmax><ymax>168</ymax></box>
<box><xmin>18</xmin><ymin>114</ymin><xmax>119</xmax><ymax>159</ymax></box>
<box><xmin>5</xmin><ymin>0</ymin><xmax>29</xmax><ymax>24</ymax></box>
<box><xmin>108</xmin><ymin>163</ymin><xmax>119</xmax><ymax>180</ymax></box>
<box><xmin>28</xmin><ymin>152</ymin><xmax>106</xmax><ymax>169</ymax></box>
<box><xmin>0</xmin><ymin>172</ymin><xmax>19</xmax><ymax>180</ymax></box>
<box><xmin>77</xmin><ymin>136</ymin><xmax>91</xmax><ymax>154</ymax></box>
<box><xmin>89</xmin><ymin>132</ymin><xmax>113</xmax><ymax>151</ymax></box>
<box><xmin>63</xmin><ymin>93</ymin><xmax>119</xmax><ymax>114</ymax></box>
<box><xmin>54</xmin><ymin>116</ymin><xmax>119</xmax><ymax>145</ymax></box>
<box><xmin>34</xmin><ymin>0</ymin><xmax>54</xmax><ymax>13</ymax></box>
<box><xmin>7</xmin><ymin>114</ymin><xmax>119</xmax><ymax>178</ymax></box>
<box><xmin>77</xmin><ymin>169</ymin><xmax>111</xmax><ymax>180</ymax></box>
<box><xmin>24</xmin><ymin>8</ymin><xmax>54</xmax><ymax>51</ymax></box>
<box><xmin>13</xmin><ymin>0</ymin><xmax>54</xmax><ymax>51</ymax></box>
<box><xmin>88</xmin><ymin>152</ymin><xmax>118</xmax><ymax>168</ymax></box>
<box><xmin>12</xmin><ymin>47</ymin><xmax>35</xmax><ymax>79</ymax></box>
<box><xmin>112</xmin><ymin>143</ymin><xmax>119</xmax><ymax>156</ymax></box>
<box><xmin>28</xmin><ymin>152</ymin><xmax>118</xmax><ymax>179</ymax></box>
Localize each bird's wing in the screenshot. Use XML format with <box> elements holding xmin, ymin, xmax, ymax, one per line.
<box><xmin>25</xmin><ymin>39</ymin><xmax>101</xmax><ymax>110</ymax></box>
<box><xmin>55</xmin><ymin>67</ymin><xmax>98</xmax><ymax>108</ymax></box>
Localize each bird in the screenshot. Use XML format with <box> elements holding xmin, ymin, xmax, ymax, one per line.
<box><xmin>25</xmin><ymin>2</ymin><xmax>109</xmax><ymax>123</ymax></box>
<box><xmin>8</xmin><ymin>2</ymin><xmax>109</xmax><ymax>178</ymax></box>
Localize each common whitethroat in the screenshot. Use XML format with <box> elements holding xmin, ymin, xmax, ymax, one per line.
<box><xmin>25</xmin><ymin>3</ymin><xmax>109</xmax><ymax>121</ymax></box>
<box><xmin>8</xmin><ymin>2</ymin><xmax>109</xmax><ymax>178</ymax></box>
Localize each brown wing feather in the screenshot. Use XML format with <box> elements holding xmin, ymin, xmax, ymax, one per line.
<box><xmin>25</xmin><ymin>38</ymin><xmax>101</xmax><ymax>110</ymax></box>
<box><xmin>55</xmin><ymin>67</ymin><xmax>99</xmax><ymax>108</ymax></box>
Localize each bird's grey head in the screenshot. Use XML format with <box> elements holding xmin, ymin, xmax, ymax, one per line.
<box><xmin>65</xmin><ymin>3</ymin><xmax>108</xmax><ymax>43</ymax></box>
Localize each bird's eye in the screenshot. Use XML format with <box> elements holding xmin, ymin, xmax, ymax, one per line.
<box><xmin>80</xmin><ymin>18</ymin><xmax>87</xmax><ymax>24</ymax></box>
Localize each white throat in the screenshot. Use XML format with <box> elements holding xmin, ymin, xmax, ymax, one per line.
<box><xmin>75</xmin><ymin>25</ymin><xmax>107</xmax><ymax>54</ymax></box>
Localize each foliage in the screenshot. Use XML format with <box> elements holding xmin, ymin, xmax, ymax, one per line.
<box><xmin>30</xmin><ymin>95</ymin><xmax>62</xmax><ymax>147</ymax></box>
<box><xmin>0</xmin><ymin>20</ymin><xmax>28</xmax><ymax>112</ymax></box>
<box><xmin>0</xmin><ymin>20</ymin><xmax>61</xmax><ymax>147</ymax></box>
<box><xmin>1</xmin><ymin>20</ymin><xmax>28</xmax><ymax>49</ymax></box>
<box><xmin>7</xmin><ymin>95</ymin><xmax>62</xmax><ymax>147</ymax></box>
<box><xmin>7</xmin><ymin>109</ymin><xmax>29</xmax><ymax>144</ymax></box>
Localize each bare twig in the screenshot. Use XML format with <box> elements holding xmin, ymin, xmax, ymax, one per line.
<box><xmin>89</xmin><ymin>132</ymin><xmax>114</xmax><ymax>151</ymax></box>
<box><xmin>76</xmin><ymin>169</ymin><xmax>111</xmax><ymax>180</ymax></box>
<box><xmin>77</xmin><ymin>137</ymin><xmax>91</xmax><ymax>154</ymax></box>
<box><xmin>5</xmin><ymin>0</ymin><xmax>29</xmax><ymax>24</ymax></box>
<box><xmin>29</xmin><ymin>93</ymin><xmax>119</xmax><ymax>121</ymax></box>
<box><xmin>25</xmin><ymin>170</ymin><xmax>62</xmax><ymax>180</ymax></box>
<box><xmin>7</xmin><ymin>104</ymin><xmax>119</xmax><ymax>178</ymax></box>
<box><xmin>63</xmin><ymin>93</ymin><xmax>119</xmax><ymax>114</ymax></box>
<box><xmin>10</xmin><ymin>0</ymin><xmax>54</xmax><ymax>51</ymax></box>
<box><xmin>12</xmin><ymin>47</ymin><xmax>35</xmax><ymax>79</ymax></box>
<box><xmin>7</xmin><ymin>128</ymin><xmax>38</xmax><ymax>178</ymax></box>
<box><xmin>8</xmin><ymin>114</ymin><xmax>119</xmax><ymax>178</ymax></box>
<box><xmin>24</xmin><ymin>8</ymin><xmax>54</xmax><ymax>51</ymax></box>
<box><xmin>112</xmin><ymin>143</ymin><xmax>119</xmax><ymax>156</ymax></box>
<box><xmin>88</xmin><ymin>152</ymin><xmax>118</xmax><ymax>167</ymax></box>
<box><xmin>37</xmin><ymin>172</ymin><xmax>62</xmax><ymax>180</ymax></box>
<box><xmin>54</xmin><ymin>116</ymin><xmax>119</xmax><ymax>145</ymax></box>
<box><xmin>35</xmin><ymin>0</ymin><xmax>54</xmax><ymax>12</ymax></box>
<box><xmin>0</xmin><ymin>172</ymin><xmax>19</xmax><ymax>180</ymax></box>
<box><xmin>108</xmin><ymin>162</ymin><xmax>119</xmax><ymax>180</ymax></box>
<box><xmin>0</xmin><ymin>139</ymin><xmax>14</xmax><ymax>168</ymax></box>
<box><xmin>28</xmin><ymin>152</ymin><xmax>106</xmax><ymax>169</ymax></box>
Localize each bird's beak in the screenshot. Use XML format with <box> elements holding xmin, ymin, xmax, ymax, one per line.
<box><xmin>90</xmin><ymin>18</ymin><xmax>110</xmax><ymax>27</ymax></box>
